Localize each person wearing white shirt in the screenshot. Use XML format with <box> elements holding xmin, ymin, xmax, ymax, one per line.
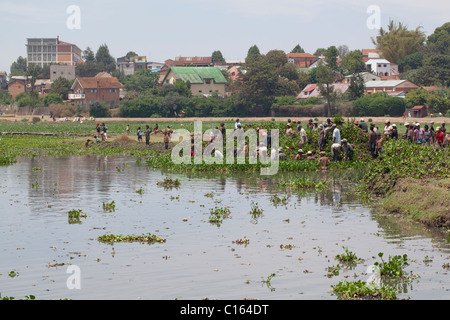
<box><xmin>332</xmin><ymin>124</ymin><xmax>341</xmax><ymax>144</ymax></box>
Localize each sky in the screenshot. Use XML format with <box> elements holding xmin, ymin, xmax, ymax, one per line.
<box><xmin>0</xmin><ymin>0</ymin><xmax>448</xmax><ymax>74</ymax></box>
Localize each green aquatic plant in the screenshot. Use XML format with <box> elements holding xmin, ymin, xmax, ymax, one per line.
<box><xmin>97</xmin><ymin>233</ymin><xmax>166</xmax><ymax>245</ymax></box>
<box><xmin>157</xmin><ymin>177</ymin><xmax>181</xmax><ymax>189</ymax></box>
<box><xmin>331</xmin><ymin>279</ymin><xmax>398</xmax><ymax>300</ymax></box>
<box><xmin>249</xmin><ymin>201</ymin><xmax>263</xmax><ymax>219</ymax></box>
<box><xmin>207</xmin><ymin>206</ymin><xmax>231</xmax><ymax>226</ymax></box>
<box><xmin>374</xmin><ymin>252</ymin><xmax>414</xmax><ymax>279</ymax></box>
<box><xmin>102</xmin><ymin>201</ymin><xmax>116</xmax><ymax>212</ymax></box>
<box><xmin>270</xmin><ymin>194</ymin><xmax>288</xmax><ymax>206</ymax></box>
<box><xmin>335</xmin><ymin>247</ymin><xmax>364</xmax><ymax>264</ymax></box>
<box><xmin>68</xmin><ymin>209</ymin><xmax>86</xmax><ymax>224</ymax></box>
<box><xmin>1</xmin><ymin>293</ymin><xmax>36</xmax><ymax>300</ymax></box>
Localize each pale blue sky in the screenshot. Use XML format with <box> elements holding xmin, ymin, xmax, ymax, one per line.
<box><xmin>0</xmin><ymin>0</ymin><xmax>448</xmax><ymax>74</ymax></box>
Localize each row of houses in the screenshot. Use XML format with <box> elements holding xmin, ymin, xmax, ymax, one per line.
<box><xmin>0</xmin><ymin>37</ymin><xmax>431</xmax><ymax>110</ymax></box>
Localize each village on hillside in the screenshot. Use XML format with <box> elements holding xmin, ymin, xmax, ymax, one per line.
<box><xmin>0</xmin><ymin>21</ymin><xmax>449</xmax><ymax>119</ymax></box>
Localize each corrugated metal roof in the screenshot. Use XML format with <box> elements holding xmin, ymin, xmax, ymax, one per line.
<box><xmin>167</xmin><ymin>67</ymin><xmax>227</xmax><ymax>84</ymax></box>
<box><xmin>364</xmin><ymin>80</ymin><xmax>406</xmax><ymax>87</ymax></box>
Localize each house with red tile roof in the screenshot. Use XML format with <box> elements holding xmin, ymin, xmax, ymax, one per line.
<box><xmin>287</xmin><ymin>53</ymin><xmax>317</xmax><ymax>68</ymax></box>
<box><xmin>70</xmin><ymin>76</ymin><xmax>123</xmax><ymax>106</ymax></box>
<box><xmin>297</xmin><ymin>83</ymin><xmax>350</xmax><ymax>99</ymax></box>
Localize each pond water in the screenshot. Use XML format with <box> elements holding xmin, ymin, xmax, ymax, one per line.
<box><xmin>0</xmin><ymin>156</ymin><xmax>448</xmax><ymax>300</ymax></box>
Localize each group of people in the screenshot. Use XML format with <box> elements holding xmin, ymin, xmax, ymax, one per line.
<box><xmin>131</xmin><ymin>123</ymin><xmax>173</xmax><ymax>149</ymax></box>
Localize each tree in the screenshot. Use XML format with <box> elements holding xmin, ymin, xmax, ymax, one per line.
<box><xmin>89</xmin><ymin>102</ymin><xmax>111</xmax><ymax>117</ymax></box>
<box><xmin>122</xmin><ymin>69</ymin><xmax>158</xmax><ymax>93</ymax></box>
<box><xmin>347</xmin><ymin>74</ymin><xmax>365</xmax><ymax>101</ymax></box>
<box><xmin>324</xmin><ymin>46</ymin><xmax>339</xmax><ymax>71</ymax></box>
<box><xmin>397</xmin><ymin>51</ymin><xmax>424</xmax><ymax>73</ymax></box>
<box><xmin>409</xmin><ymin>54</ymin><xmax>450</xmax><ymax>87</ymax></box>
<box><xmin>340</xmin><ymin>50</ymin><xmax>365</xmax><ymax>75</ymax></box>
<box><xmin>235</xmin><ymin>55</ymin><xmax>278</xmax><ymax>114</ymax></box>
<box><xmin>337</xmin><ymin>45</ymin><xmax>349</xmax><ymax>57</ymax></box>
<box><xmin>0</xmin><ymin>90</ymin><xmax>13</xmax><ymax>106</ymax></box>
<box><xmin>371</xmin><ymin>20</ymin><xmax>426</xmax><ymax>64</ymax></box>
<box><xmin>82</xmin><ymin>47</ymin><xmax>96</xmax><ymax>63</ymax></box>
<box><xmin>43</xmin><ymin>93</ymin><xmax>63</xmax><ymax>106</ymax></box>
<box><xmin>313</xmin><ymin>48</ymin><xmax>327</xmax><ymax>57</ymax></box>
<box><xmin>316</xmin><ymin>63</ymin><xmax>337</xmax><ymax>117</ymax></box>
<box><xmin>426</xmin><ymin>22</ymin><xmax>450</xmax><ymax>55</ymax></box>
<box><xmin>10</xmin><ymin>57</ymin><xmax>27</xmax><ymax>77</ymax></box>
<box><xmin>50</xmin><ymin>77</ymin><xmax>73</xmax><ymax>100</ymax></box>
<box><xmin>126</xmin><ymin>51</ymin><xmax>139</xmax><ymax>58</ymax></box>
<box><xmin>265</xmin><ymin>49</ymin><xmax>288</xmax><ymax>70</ymax></box>
<box><xmin>212</xmin><ymin>50</ymin><xmax>226</xmax><ymax>65</ymax></box>
<box><xmin>291</xmin><ymin>44</ymin><xmax>305</xmax><ymax>53</ymax></box>
<box><xmin>245</xmin><ymin>45</ymin><xmax>261</xmax><ymax>65</ymax></box>
<box><xmin>95</xmin><ymin>44</ymin><xmax>116</xmax><ymax>73</ymax></box>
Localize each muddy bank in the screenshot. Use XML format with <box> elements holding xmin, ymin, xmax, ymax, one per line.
<box><xmin>381</xmin><ymin>178</ymin><xmax>450</xmax><ymax>228</ymax></box>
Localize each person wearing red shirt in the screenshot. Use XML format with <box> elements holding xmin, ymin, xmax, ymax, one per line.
<box><xmin>436</xmin><ymin>127</ymin><xmax>444</xmax><ymax>148</ymax></box>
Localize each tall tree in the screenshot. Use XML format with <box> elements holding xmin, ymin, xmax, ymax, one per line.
<box><xmin>371</xmin><ymin>20</ymin><xmax>426</xmax><ymax>63</ymax></box>
<box><xmin>95</xmin><ymin>44</ymin><xmax>116</xmax><ymax>73</ymax></box>
<box><xmin>324</xmin><ymin>46</ymin><xmax>339</xmax><ymax>71</ymax></box>
<box><xmin>10</xmin><ymin>56</ymin><xmax>27</xmax><ymax>77</ymax></box>
<box><xmin>82</xmin><ymin>47</ymin><xmax>96</xmax><ymax>63</ymax></box>
<box><xmin>212</xmin><ymin>50</ymin><xmax>226</xmax><ymax>65</ymax></box>
<box><xmin>291</xmin><ymin>44</ymin><xmax>305</xmax><ymax>53</ymax></box>
<box><xmin>245</xmin><ymin>45</ymin><xmax>261</xmax><ymax>65</ymax></box>
<box><xmin>236</xmin><ymin>55</ymin><xmax>278</xmax><ymax>114</ymax></box>
<box><xmin>426</xmin><ymin>22</ymin><xmax>450</xmax><ymax>55</ymax></box>
<box><xmin>316</xmin><ymin>62</ymin><xmax>337</xmax><ymax>117</ymax></box>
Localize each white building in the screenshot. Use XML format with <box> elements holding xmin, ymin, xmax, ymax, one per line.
<box><xmin>365</xmin><ymin>59</ymin><xmax>399</xmax><ymax>77</ymax></box>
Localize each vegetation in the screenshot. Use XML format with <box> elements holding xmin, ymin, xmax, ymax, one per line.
<box><xmin>97</xmin><ymin>233</ymin><xmax>166</xmax><ymax>244</ymax></box>
<box><xmin>207</xmin><ymin>206</ymin><xmax>231</xmax><ymax>226</ymax></box>
<box><xmin>331</xmin><ymin>279</ymin><xmax>398</xmax><ymax>300</ymax></box>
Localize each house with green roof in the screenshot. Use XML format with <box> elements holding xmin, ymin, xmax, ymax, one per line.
<box><xmin>162</xmin><ymin>67</ymin><xmax>227</xmax><ymax>97</ymax></box>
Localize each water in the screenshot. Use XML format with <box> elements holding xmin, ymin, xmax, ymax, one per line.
<box><xmin>0</xmin><ymin>156</ymin><xmax>448</xmax><ymax>300</ymax></box>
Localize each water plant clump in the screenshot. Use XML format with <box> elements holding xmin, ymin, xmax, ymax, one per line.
<box><xmin>249</xmin><ymin>201</ymin><xmax>264</xmax><ymax>221</ymax></box>
<box><xmin>97</xmin><ymin>233</ymin><xmax>166</xmax><ymax>245</ymax></box>
<box><xmin>270</xmin><ymin>194</ymin><xmax>289</xmax><ymax>207</ymax></box>
<box><xmin>157</xmin><ymin>177</ymin><xmax>181</xmax><ymax>189</ymax></box>
<box><xmin>102</xmin><ymin>201</ymin><xmax>116</xmax><ymax>212</ymax></box>
<box><xmin>335</xmin><ymin>246</ymin><xmax>364</xmax><ymax>264</ymax></box>
<box><xmin>68</xmin><ymin>209</ymin><xmax>86</xmax><ymax>224</ymax></box>
<box><xmin>331</xmin><ymin>279</ymin><xmax>398</xmax><ymax>300</ymax></box>
<box><xmin>207</xmin><ymin>206</ymin><xmax>231</xmax><ymax>226</ymax></box>
<box><xmin>373</xmin><ymin>252</ymin><xmax>417</xmax><ymax>280</ymax></box>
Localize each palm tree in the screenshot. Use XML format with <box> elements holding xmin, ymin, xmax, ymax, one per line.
<box><xmin>372</xmin><ymin>20</ymin><xmax>426</xmax><ymax>63</ymax></box>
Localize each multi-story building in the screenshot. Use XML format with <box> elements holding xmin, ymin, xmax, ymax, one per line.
<box><xmin>70</xmin><ymin>76</ymin><xmax>123</xmax><ymax>106</ymax></box>
<box><xmin>26</xmin><ymin>37</ymin><xmax>82</xmax><ymax>68</ymax></box>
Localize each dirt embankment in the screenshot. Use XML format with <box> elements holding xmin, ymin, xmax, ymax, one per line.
<box><xmin>2</xmin><ymin>115</ymin><xmax>449</xmax><ymax>125</ymax></box>
<box><xmin>381</xmin><ymin>178</ymin><xmax>450</xmax><ymax>228</ymax></box>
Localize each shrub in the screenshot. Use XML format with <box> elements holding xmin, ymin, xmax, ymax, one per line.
<box><xmin>89</xmin><ymin>102</ymin><xmax>111</xmax><ymax>118</ymax></box>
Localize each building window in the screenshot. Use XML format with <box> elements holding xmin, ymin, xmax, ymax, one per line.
<box><xmin>205</xmin><ymin>79</ymin><xmax>211</xmax><ymax>84</ymax></box>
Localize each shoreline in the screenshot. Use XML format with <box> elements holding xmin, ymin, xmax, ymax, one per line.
<box><xmin>1</xmin><ymin>115</ymin><xmax>448</xmax><ymax>125</ymax></box>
